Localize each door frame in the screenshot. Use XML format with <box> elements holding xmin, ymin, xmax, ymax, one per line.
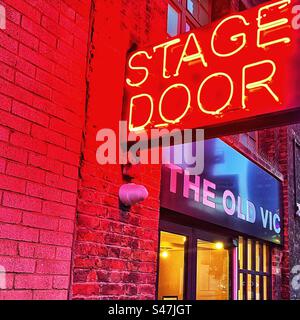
<box><xmin>157</xmin><ymin>219</ymin><xmax>234</xmax><ymax>300</ymax></box>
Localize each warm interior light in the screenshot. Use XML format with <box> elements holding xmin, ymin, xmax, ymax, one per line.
<box><xmin>161</xmin><ymin>250</ymin><xmax>169</xmax><ymax>258</ymax></box>
<box><xmin>215</xmin><ymin>242</ymin><xmax>224</xmax><ymax>250</ymax></box>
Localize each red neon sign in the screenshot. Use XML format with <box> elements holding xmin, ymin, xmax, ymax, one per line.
<box><xmin>124</xmin><ymin>0</ymin><xmax>300</xmax><ymax>137</ymax></box>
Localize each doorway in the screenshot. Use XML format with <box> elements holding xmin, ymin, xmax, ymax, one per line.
<box><xmin>196</xmin><ymin>239</ymin><xmax>229</xmax><ymax>300</ymax></box>
<box><xmin>157</xmin><ymin>221</ymin><xmax>232</xmax><ymax>300</ymax></box>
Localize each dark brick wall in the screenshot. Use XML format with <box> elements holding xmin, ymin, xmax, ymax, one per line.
<box><xmin>287</xmin><ymin>125</ymin><xmax>300</xmax><ymax>300</ymax></box>
<box><xmin>257</xmin><ymin>127</ymin><xmax>289</xmax><ymax>300</ymax></box>
<box><xmin>257</xmin><ymin>124</ymin><xmax>300</xmax><ymax>300</ymax></box>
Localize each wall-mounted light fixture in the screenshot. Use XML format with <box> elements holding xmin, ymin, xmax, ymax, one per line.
<box><xmin>215</xmin><ymin>242</ymin><xmax>224</xmax><ymax>250</ymax></box>
<box><xmin>119</xmin><ymin>183</ymin><xmax>148</xmax><ymax>207</ymax></box>
<box><xmin>160</xmin><ymin>250</ymin><xmax>169</xmax><ymax>259</ymax></box>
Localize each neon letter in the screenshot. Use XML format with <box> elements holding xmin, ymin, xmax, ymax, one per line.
<box><xmin>257</xmin><ymin>0</ymin><xmax>291</xmax><ymax>48</ymax></box>
<box><xmin>153</xmin><ymin>38</ymin><xmax>181</xmax><ymax>79</ymax></box>
<box><xmin>126</xmin><ymin>51</ymin><xmax>152</xmax><ymax>87</ymax></box>
<box><xmin>129</xmin><ymin>94</ymin><xmax>154</xmax><ymax>132</ymax></box>
<box><xmin>174</xmin><ymin>33</ymin><xmax>207</xmax><ymax>77</ymax></box>
<box><xmin>197</xmin><ymin>72</ymin><xmax>234</xmax><ymax>115</ymax></box>
<box><xmin>242</xmin><ymin>60</ymin><xmax>279</xmax><ymax>109</ymax></box>
<box><xmin>159</xmin><ymin>84</ymin><xmax>191</xmax><ymax>124</ymax></box>
<box><xmin>211</xmin><ymin>15</ymin><xmax>249</xmax><ymax>57</ymax></box>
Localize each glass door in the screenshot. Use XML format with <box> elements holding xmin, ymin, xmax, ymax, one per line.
<box><xmin>157</xmin><ymin>221</ymin><xmax>232</xmax><ymax>300</ymax></box>
<box><xmin>237</xmin><ymin>236</ymin><xmax>271</xmax><ymax>300</ymax></box>
<box><xmin>196</xmin><ymin>239</ymin><xmax>230</xmax><ymax>300</ymax></box>
<box><xmin>157</xmin><ymin>231</ymin><xmax>187</xmax><ymax>300</ymax></box>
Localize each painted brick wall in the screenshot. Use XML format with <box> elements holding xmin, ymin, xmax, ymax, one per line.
<box><xmin>71</xmin><ymin>0</ymin><xmax>166</xmax><ymax>300</ymax></box>
<box><xmin>0</xmin><ymin>0</ymin><xmax>91</xmax><ymax>300</ymax></box>
<box><xmin>70</xmin><ymin>0</ymin><xmax>266</xmax><ymax>301</ymax></box>
<box><xmin>70</xmin><ymin>0</ymin><xmax>291</xmax><ymax>300</ymax></box>
<box><xmin>0</xmin><ymin>0</ymin><xmax>297</xmax><ymax>301</ymax></box>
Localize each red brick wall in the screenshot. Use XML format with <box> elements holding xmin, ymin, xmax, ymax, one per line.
<box><xmin>80</xmin><ymin>0</ymin><xmax>227</xmax><ymax>301</ymax></box>
<box><xmin>0</xmin><ymin>0</ymin><xmax>295</xmax><ymax>301</ymax></box>
<box><xmin>71</xmin><ymin>0</ymin><xmax>284</xmax><ymax>301</ymax></box>
<box><xmin>0</xmin><ymin>0</ymin><xmax>91</xmax><ymax>299</ymax></box>
<box><xmin>70</xmin><ymin>0</ymin><xmax>167</xmax><ymax>300</ymax></box>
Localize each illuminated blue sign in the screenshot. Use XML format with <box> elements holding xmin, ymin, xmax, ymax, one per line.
<box><xmin>160</xmin><ymin>138</ymin><xmax>282</xmax><ymax>244</ymax></box>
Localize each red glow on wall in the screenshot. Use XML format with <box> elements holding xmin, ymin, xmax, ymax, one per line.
<box><xmin>124</xmin><ymin>0</ymin><xmax>300</xmax><ymax>136</ymax></box>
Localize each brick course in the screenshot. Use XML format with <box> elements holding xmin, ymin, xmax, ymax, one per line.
<box><xmin>0</xmin><ymin>0</ymin><xmax>91</xmax><ymax>299</ymax></box>
<box><xmin>0</xmin><ymin>0</ymin><xmax>298</xmax><ymax>300</ymax></box>
<box><xmin>70</xmin><ymin>0</ymin><xmax>165</xmax><ymax>300</ymax></box>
